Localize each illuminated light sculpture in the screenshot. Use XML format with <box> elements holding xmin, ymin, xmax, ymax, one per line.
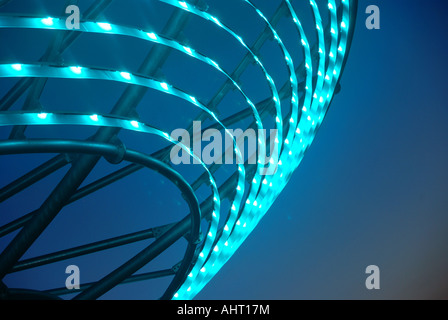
<box><xmin>0</xmin><ymin>0</ymin><xmax>357</xmax><ymax>300</ymax></box>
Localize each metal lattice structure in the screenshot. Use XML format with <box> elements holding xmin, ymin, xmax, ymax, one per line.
<box><xmin>0</xmin><ymin>0</ymin><xmax>357</xmax><ymax>299</ymax></box>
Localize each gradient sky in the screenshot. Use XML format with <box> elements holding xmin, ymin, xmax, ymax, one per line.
<box><xmin>0</xmin><ymin>0</ymin><xmax>447</xmax><ymax>300</ymax></box>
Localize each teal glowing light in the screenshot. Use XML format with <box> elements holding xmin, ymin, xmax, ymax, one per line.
<box><xmin>130</xmin><ymin>120</ymin><xmax>140</xmax><ymax>128</ymax></box>
<box><xmin>147</xmin><ymin>32</ymin><xmax>157</xmax><ymax>40</ymax></box>
<box><xmin>183</xmin><ymin>46</ymin><xmax>193</xmax><ymax>55</ymax></box>
<box><xmin>178</xmin><ymin>1</ymin><xmax>188</xmax><ymax>9</ymax></box>
<box><xmin>41</xmin><ymin>17</ymin><xmax>53</xmax><ymax>26</ymax></box>
<box><xmin>97</xmin><ymin>22</ymin><xmax>112</xmax><ymax>31</ymax></box>
<box><xmin>160</xmin><ymin>82</ymin><xmax>169</xmax><ymax>90</ymax></box>
<box><xmin>120</xmin><ymin>72</ymin><xmax>132</xmax><ymax>80</ymax></box>
<box><xmin>11</xmin><ymin>64</ymin><xmax>22</xmax><ymax>71</ymax></box>
<box><xmin>70</xmin><ymin>66</ymin><xmax>82</xmax><ymax>74</ymax></box>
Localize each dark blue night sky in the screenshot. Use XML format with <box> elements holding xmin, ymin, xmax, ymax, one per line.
<box><xmin>0</xmin><ymin>0</ymin><xmax>447</xmax><ymax>300</ymax></box>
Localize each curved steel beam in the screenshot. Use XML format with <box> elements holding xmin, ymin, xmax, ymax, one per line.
<box><xmin>0</xmin><ymin>139</ymin><xmax>201</xmax><ymax>300</ymax></box>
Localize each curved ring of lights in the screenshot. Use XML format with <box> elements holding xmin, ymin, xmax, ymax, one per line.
<box><xmin>0</xmin><ymin>0</ymin><xmax>358</xmax><ymax>299</ymax></box>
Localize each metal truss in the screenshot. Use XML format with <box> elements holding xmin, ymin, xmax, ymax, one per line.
<box><xmin>0</xmin><ymin>0</ymin><xmax>358</xmax><ymax>299</ymax></box>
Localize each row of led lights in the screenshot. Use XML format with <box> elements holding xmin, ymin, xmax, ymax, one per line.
<box><xmin>175</xmin><ymin>0</ymin><xmax>313</xmax><ymax>297</ymax></box>
<box><xmin>257</xmin><ymin>0</ymin><xmax>350</xmax><ymax>210</ymax></box>
<box><xmin>3</xmin><ymin>59</ymin><xmax>252</xmax><ymax>298</ymax></box>
<box><xmin>5</xmin><ymin>7</ymin><xmax>349</xmax><ymax>299</ymax></box>
<box><xmin>1</xmin><ymin>5</ymin><xmax>280</xmax><ymax>293</ymax></box>
<box><xmin>161</xmin><ymin>0</ymin><xmax>302</xmax><ymax>298</ymax></box>
<box><xmin>1</xmin><ymin>11</ymin><xmax>268</xmax><ymax>186</ymax></box>
<box><xmin>0</xmin><ymin>0</ymin><xmax>352</xmax><ymax>299</ymax></box>
<box><xmin>173</xmin><ymin>0</ymin><xmax>352</xmax><ymax>299</ymax></box>
<box><xmin>1</xmin><ymin>0</ymin><xmax>288</xmax><ymax>219</ymax></box>
<box><xmin>217</xmin><ymin>0</ymin><xmax>352</xmax><ymax>295</ymax></box>
<box><xmin>247</xmin><ymin>0</ymin><xmax>351</xmax><ymax>245</ymax></box>
<box><xmin>154</xmin><ymin>0</ymin><xmax>302</xmax><ymax>298</ymax></box>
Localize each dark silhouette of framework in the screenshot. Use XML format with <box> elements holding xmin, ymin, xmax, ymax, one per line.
<box><xmin>0</xmin><ymin>0</ymin><xmax>358</xmax><ymax>299</ymax></box>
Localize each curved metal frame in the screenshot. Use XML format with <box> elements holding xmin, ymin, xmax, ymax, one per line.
<box><xmin>0</xmin><ymin>0</ymin><xmax>358</xmax><ymax>299</ymax></box>
<box><xmin>0</xmin><ymin>139</ymin><xmax>201</xmax><ymax>300</ymax></box>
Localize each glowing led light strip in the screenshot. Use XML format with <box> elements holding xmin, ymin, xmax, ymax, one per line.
<box><xmin>0</xmin><ymin>62</ymin><xmax>249</xmax><ymax>287</ymax></box>
<box><xmin>264</xmin><ymin>0</ymin><xmax>350</xmax><ymax>202</ymax></box>
<box><xmin>153</xmin><ymin>3</ymin><xmax>294</xmax><ymax>280</ymax></box>
<box><xmin>0</xmin><ymin>15</ymin><xmax>267</xmax><ymax>260</ymax></box>
<box><xmin>180</xmin><ymin>0</ymin><xmax>304</xmax><ymax>298</ymax></box>
<box><xmin>0</xmin><ymin>0</ymin><xmax>356</xmax><ymax>300</ymax></box>
<box><xmin>219</xmin><ymin>3</ymin><xmax>348</xmax><ymax>298</ymax></box>
<box><xmin>158</xmin><ymin>0</ymin><xmax>284</xmax><ymax>154</ymax></box>
<box><xmin>0</xmin><ymin>12</ymin><xmax>258</xmax><ymax>298</ymax></box>
<box><xmin>0</xmin><ymin>8</ymin><xmax>284</xmax><ymax>283</ymax></box>
<box><xmin>151</xmin><ymin>0</ymin><xmax>293</xmax><ymax>297</ymax></box>
<box><xmin>0</xmin><ymin>14</ymin><xmax>265</xmax><ymax>128</ymax></box>
<box><xmin>291</xmin><ymin>0</ymin><xmax>350</xmax><ymax>160</ymax></box>
<box><xmin>172</xmin><ymin>0</ymin><xmax>353</xmax><ymax>299</ymax></box>
<box><xmin>256</xmin><ymin>0</ymin><xmax>351</xmax><ymax>221</ymax></box>
<box><xmin>0</xmin><ymin>111</ymin><xmax>223</xmax><ymax>259</ymax></box>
